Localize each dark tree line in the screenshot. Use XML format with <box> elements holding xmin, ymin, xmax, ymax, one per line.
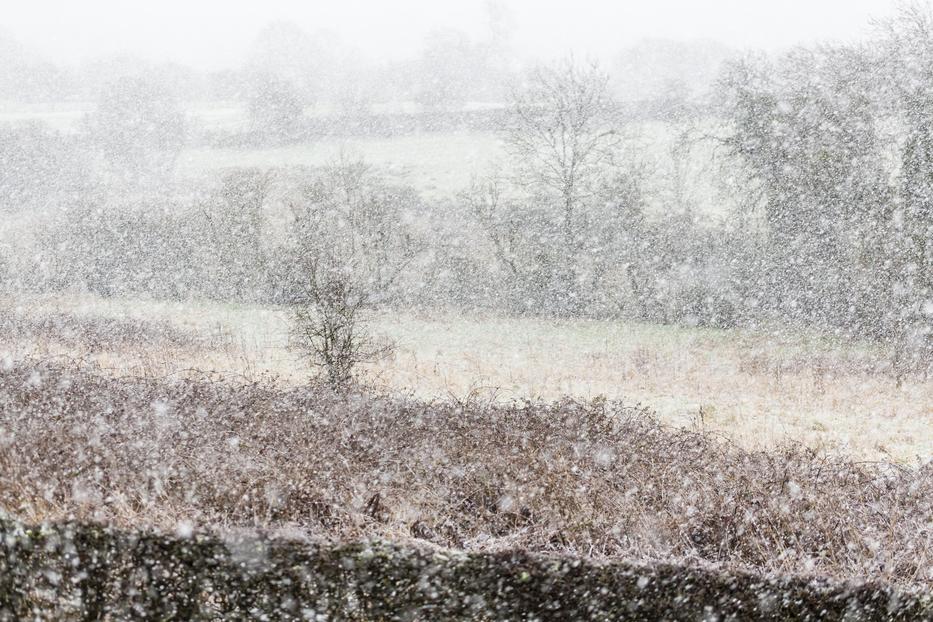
<box><xmin>712</xmin><ymin>3</ymin><xmax>933</xmax><ymax>374</ymax></box>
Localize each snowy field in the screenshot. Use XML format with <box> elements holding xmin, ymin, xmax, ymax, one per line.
<box><xmin>180</xmin><ymin>130</ymin><xmax>505</xmax><ymax>198</ymax></box>
<box><xmin>9</xmin><ymin>292</ymin><xmax>931</xmax><ymax>463</ymax></box>
<box><xmin>2</xmin><ymin>102</ymin><xmax>722</xmax><ymax>211</ymax></box>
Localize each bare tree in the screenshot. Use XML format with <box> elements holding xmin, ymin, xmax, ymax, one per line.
<box><xmin>714</xmin><ymin>49</ymin><xmax>893</xmax><ymax>333</ymax></box>
<box><xmin>875</xmin><ymin>2</ymin><xmax>933</xmax><ymax>380</ymax></box>
<box><xmin>506</xmin><ymin>59</ymin><xmax>619</xmax><ymax>250</ymax></box>
<box><xmin>466</xmin><ymin>59</ymin><xmax>638</xmax><ymax>316</ymax></box>
<box><xmin>202</xmin><ymin>168</ymin><xmax>274</xmax><ymax>301</ymax></box>
<box><xmin>289</xmin><ymin>157</ymin><xmax>421</xmax><ymax>386</ymax></box>
<box><xmin>85</xmin><ymin>75</ymin><xmax>186</xmax><ymax>180</ymax></box>
<box><xmin>0</xmin><ymin>122</ymin><xmax>90</xmax><ymax>212</ymax></box>
<box><xmin>246</xmin><ymin>74</ymin><xmax>305</xmax><ymax>143</ymax></box>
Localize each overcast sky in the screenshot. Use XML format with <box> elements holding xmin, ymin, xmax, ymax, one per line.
<box><xmin>3</xmin><ymin>0</ymin><xmax>904</xmax><ymax>69</ymax></box>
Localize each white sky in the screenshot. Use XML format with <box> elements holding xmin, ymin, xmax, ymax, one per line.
<box><xmin>2</xmin><ymin>0</ymin><xmax>903</xmax><ymax>69</ymax></box>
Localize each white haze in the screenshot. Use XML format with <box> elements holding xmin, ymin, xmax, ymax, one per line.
<box><xmin>3</xmin><ymin>0</ymin><xmax>902</xmax><ymax>69</ymax></box>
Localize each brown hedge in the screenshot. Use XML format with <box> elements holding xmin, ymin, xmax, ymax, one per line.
<box><xmin>1</xmin><ymin>359</ymin><xmax>930</xmax><ymax>590</ymax></box>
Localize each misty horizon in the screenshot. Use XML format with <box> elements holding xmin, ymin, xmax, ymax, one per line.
<box><xmin>2</xmin><ymin>0</ymin><xmax>901</xmax><ymax>71</ymax></box>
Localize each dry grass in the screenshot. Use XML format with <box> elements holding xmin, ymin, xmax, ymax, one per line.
<box><xmin>0</xmin><ymin>358</ymin><xmax>929</xmax><ymax>589</ymax></box>
<box><xmin>9</xmin><ymin>293</ymin><xmax>933</xmax><ymax>462</ymax></box>
<box><xmin>0</xmin><ymin>309</ymin><xmax>204</xmax><ymax>350</ymax></box>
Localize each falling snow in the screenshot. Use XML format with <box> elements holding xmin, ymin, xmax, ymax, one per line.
<box><xmin>0</xmin><ymin>1</ymin><xmax>932</xmax><ymax>619</ymax></box>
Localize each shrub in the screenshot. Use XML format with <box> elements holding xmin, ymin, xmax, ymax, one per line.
<box><xmin>0</xmin><ymin>359</ymin><xmax>929</xmax><ymax>588</ymax></box>
<box><xmin>288</xmin><ymin>158</ymin><xmax>420</xmax><ymax>386</ymax></box>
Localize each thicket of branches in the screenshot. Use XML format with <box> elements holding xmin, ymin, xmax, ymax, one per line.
<box><xmin>286</xmin><ymin>158</ymin><xmax>421</xmax><ymax>385</ymax></box>
<box><xmin>0</xmin><ymin>359</ymin><xmax>929</xmax><ymax>588</ymax></box>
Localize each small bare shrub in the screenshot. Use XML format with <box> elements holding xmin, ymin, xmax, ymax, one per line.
<box><xmin>288</xmin><ymin>157</ymin><xmax>420</xmax><ymax>386</ymax></box>
<box><xmin>290</xmin><ymin>270</ymin><xmax>394</xmax><ymax>387</ymax></box>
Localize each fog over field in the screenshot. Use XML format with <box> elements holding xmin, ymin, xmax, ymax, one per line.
<box><xmin>1</xmin><ymin>1</ymin><xmax>932</xmax><ymax>619</ymax></box>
